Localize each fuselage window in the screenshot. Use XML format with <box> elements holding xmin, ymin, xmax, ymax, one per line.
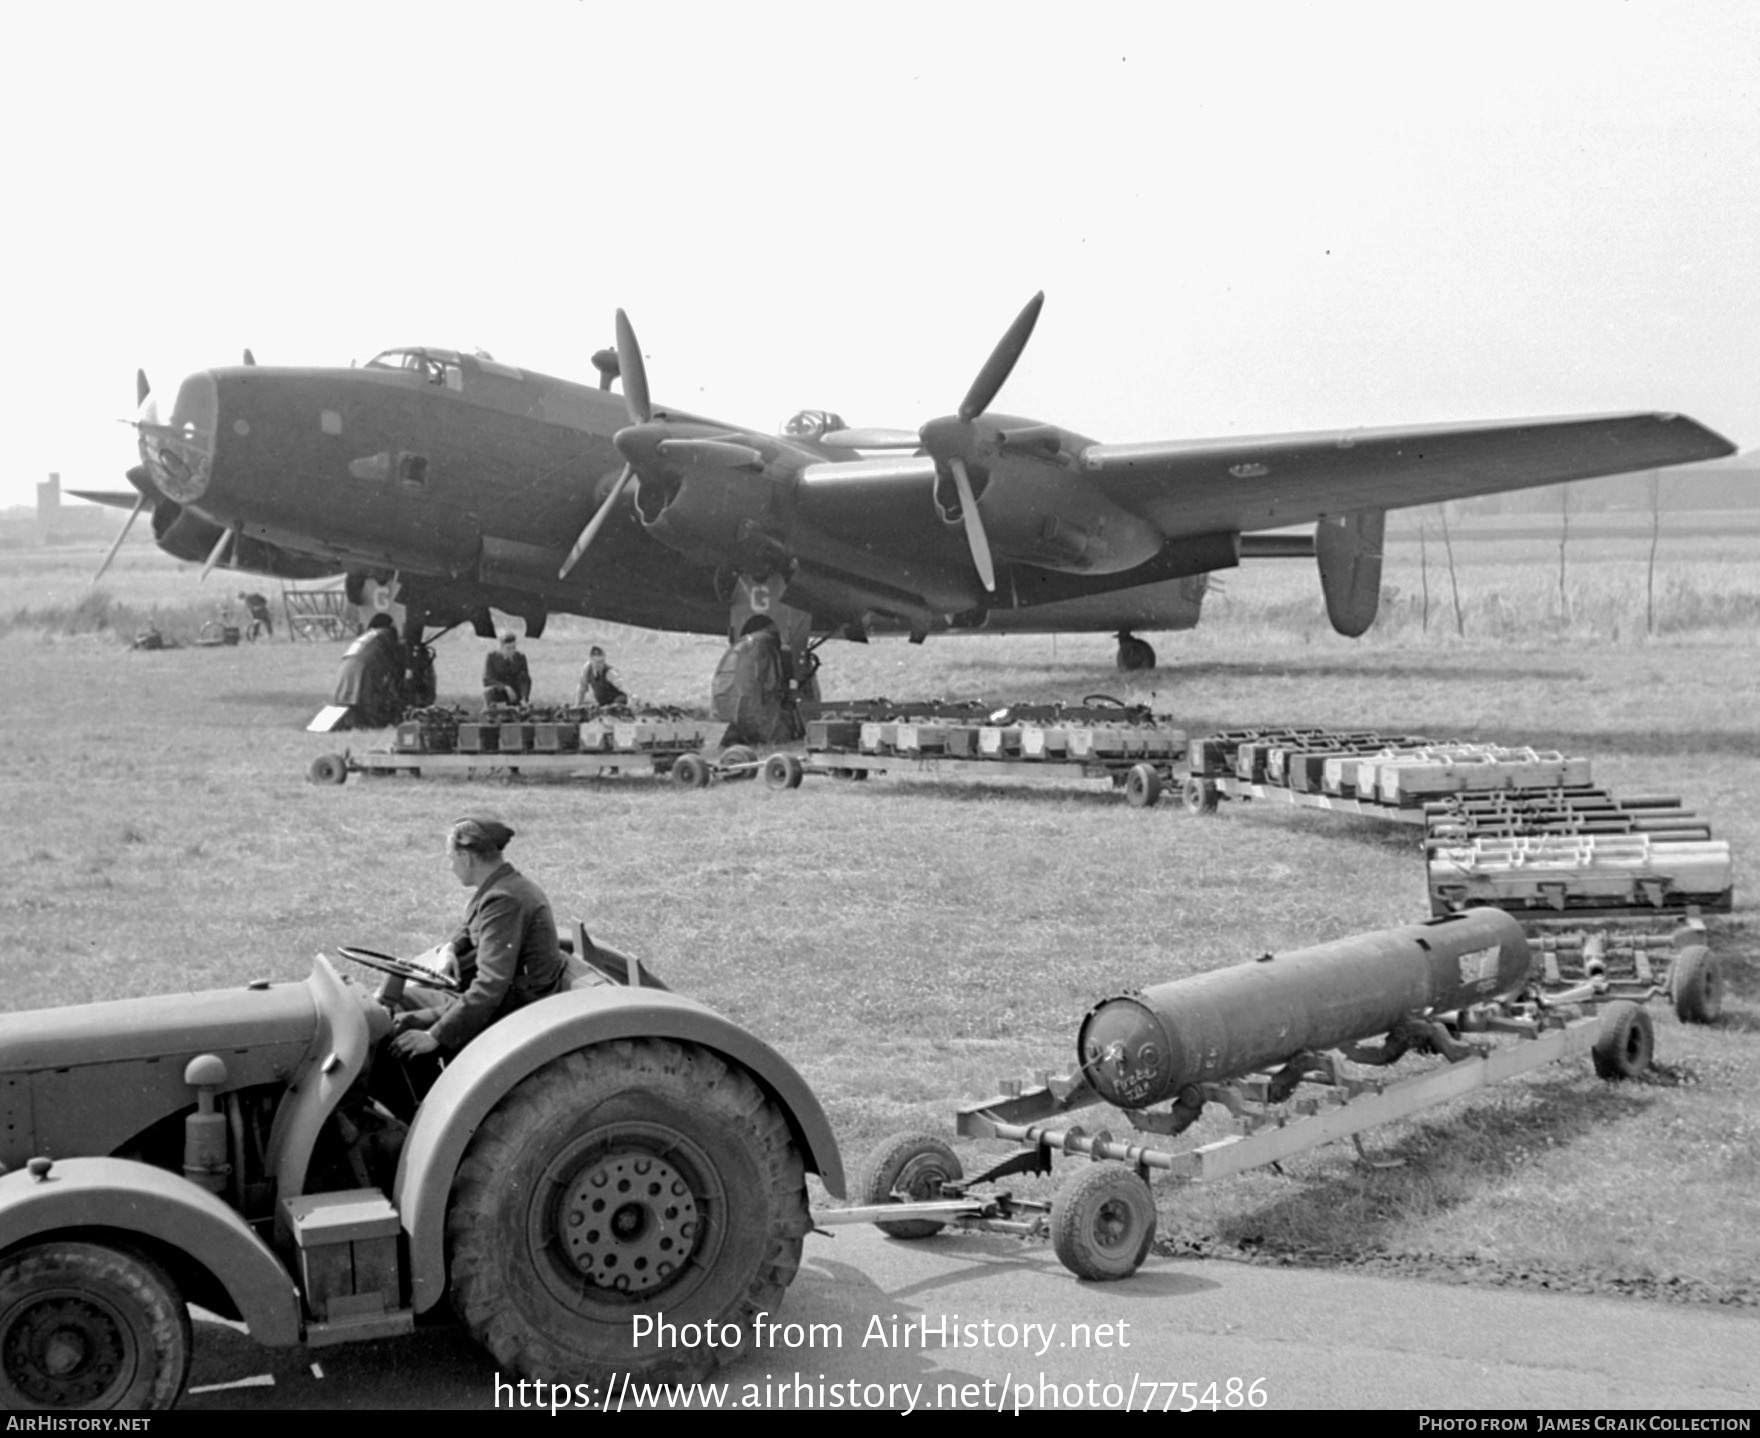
<box><xmin>398</xmin><ymin>453</ymin><xmax>429</xmax><ymax>490</ymax></box>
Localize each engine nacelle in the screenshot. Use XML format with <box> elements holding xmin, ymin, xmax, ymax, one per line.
<box><xmin>636</xmin><ymin>469</ymin><xmax>778</xmax><ymax>568</ymax></box>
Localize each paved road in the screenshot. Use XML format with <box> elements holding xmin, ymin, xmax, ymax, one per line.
<box><xmin>183</xmin><ymin>1225</ymin><xmax>1757</xmax><ymax>1411</ymax></box>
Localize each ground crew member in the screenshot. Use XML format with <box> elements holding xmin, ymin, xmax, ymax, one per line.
<box><xmin>576</xmin><ymin>644</ymin><xmax>627</xmax><ymax>707</ymax></box>
<box><xmin>482</xmin><ymin>630</ymin><xmax>531</xmax><ymax>707</ymax></box>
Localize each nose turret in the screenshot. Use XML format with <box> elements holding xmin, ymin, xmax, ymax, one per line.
<box><xmin>137</xmin><ymin>370</ymin><xmax>218</xmax><ymax>503</ymax></box>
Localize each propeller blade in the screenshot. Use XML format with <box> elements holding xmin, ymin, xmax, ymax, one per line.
<box><xmin>243</xmin><ymin>348</ymin><xmax>256</xmax><ymax>366</ymax></box>
<box><xmin>199</xmin><ymin>523</ymin><xmax>237</xmax><ymax>582</ymax></box>
<box><xmin>949</xmin><ymin>458</ymin><xmax>996</xmax><ymax>592</ymax></box>
<box><xmin>959</xmin><ymin>291</ymin><xmax>1044</xmax><ymax>421</ymax></box>
<box><xmin>558</xmin><ymin>464</ymin><xmax>634</xmax><ymax>580</ymax></box>
<box><xmin>816</xmin><ymin>428</ymin><xmax>923</xmax><ymax>451</ymax></box>
<box><xmin>615</xmin><ymin>310</ymin><xmax>651</xmax><ymax>425</ymax></box>
<box><xmin>91</xmin><ymin>491</ymin><xmax>149</xmax><ymax>586</ymax></box>
<box><xmin>136</xmin><ymin>369</ymin><xmax>150</xmax><ymax>406</ymax></box>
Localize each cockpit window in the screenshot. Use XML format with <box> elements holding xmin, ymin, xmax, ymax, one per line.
<box><xmin>781</xmin><ymin>409</ymin><xmax>847</xmax><ymax>440</ymax></box>
<box><xmin>366</xmin><ymin>349</ymin><xmax>463</xmax><ymax>391</ymax></box>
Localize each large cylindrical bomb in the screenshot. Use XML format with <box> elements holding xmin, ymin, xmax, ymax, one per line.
<box><xmin>1079</xmin><ymin>909</ymin><xmax>1531</xmax><ymax>1110</ymax></box>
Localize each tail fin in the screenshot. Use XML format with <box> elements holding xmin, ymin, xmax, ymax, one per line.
<box><xmin>1316</xmin><ymin>509</ymin><xmax>1385</xmax><ymax>637</ymax></box>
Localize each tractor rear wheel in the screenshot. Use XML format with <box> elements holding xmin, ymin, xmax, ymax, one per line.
<box><xmin>0</xmin><ymin>1242</ymin><xmax>191</xmax><ymax>1411</ymax></box>
<box><xmin>446</xmin><ymin>1040</ymin><xmax>810</xmax><ymax>1385</ymax></box>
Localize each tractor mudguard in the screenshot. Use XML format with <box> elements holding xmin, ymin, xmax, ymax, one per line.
<box><xmin>0</xmin><ymin>1156</ymin><xmax>301</xmax><ymax>1346</ymax></box>
<box><xmin>396</xmin><ymin>985</ymin><xmax>844</xmax><ymax>1313</ymax></box>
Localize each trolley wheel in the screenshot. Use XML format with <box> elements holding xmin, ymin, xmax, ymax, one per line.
<box><xmin>671</xmin><ymin>753</ymin><xmax>711</xmax><ymax>789</ymax></box>
<box><xmin>1050</xmin><ymin>1162</ymin><xmax>1157</xmax><ymax>1281</ymax></box>
<box><xmin>1124</xmin><ymin>763</ymin><xmax>1163</xmax><ymax>809</ymax></box>
<box><xmin>763</xmin><ymin>754</ymin><xmax>804</xmax><ymax>791</ymax></box>
<box><xmin>1181</xmin><ymin>776</ymin><xmax>1219</xmax><ymax>815</ymax></box>
<box><xmin>1670</xmin><ymin>946</ymin><xmax>1723</xmax><ymax>1025</ymax></box>
<box><xmin>308</xmin><ymin>753</ymin><xmax>348</xmax><ymax>786</ymax></box>
<box><xmin>858</xmin><ymin>1133</ymin><xmax>963</xmax><ymax>1240</ymax></box>
<box><xmin>719</xmin><ymin>745</ymin><xmax>757</xmax><ymax>780</ymax></box>
<box><xmin>1591</xmin><ymin>1001</ymin><xmax>1654</xmax><ymax>1081</ymax></box>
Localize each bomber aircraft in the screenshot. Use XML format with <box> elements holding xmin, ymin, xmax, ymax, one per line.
<box><xmin>80</xmin><ymin>294</ymin><xmax>1735</xmax><ymax>709</ymax></box>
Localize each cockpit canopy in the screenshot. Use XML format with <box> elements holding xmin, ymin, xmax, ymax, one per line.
<box><xmin>366</xmin><ymin>348</ymin><xmax>463</xmax><ymax>390</ymax></box>
<box><xmin>780</xmin><ymin>409</ymin><xmax>848</xmax><ymax>440</ymax></box>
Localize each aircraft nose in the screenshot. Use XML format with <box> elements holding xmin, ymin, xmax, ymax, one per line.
<box><xmin>137</xmin><ymin>370</ymin><xmax>218</xmax><ymax>502</ymax></box>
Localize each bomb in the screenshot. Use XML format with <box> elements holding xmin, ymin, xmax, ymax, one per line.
<box><xmin>1078</xmin><ymin>909</ymin><xmax>1532</xmax><ymax>1110</ymax></box>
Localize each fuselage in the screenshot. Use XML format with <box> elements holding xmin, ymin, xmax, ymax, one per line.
<box><xmin>135</xmin><ymin>346</ymin><xmax>1210</xmax><ymax>640</ymax></box>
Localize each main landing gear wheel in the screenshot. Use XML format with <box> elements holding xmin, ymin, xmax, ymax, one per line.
<box><xmin>1115</xmin><ymin>635</ymin><xmax>1156</xmax><ymax>672</ymax></box>
<box><xmin>1124</xmin><ymin>763</ymin><xmax>1163</xmax><ymax>809</ymax></box>
<box><xmin>445</xmin><ymin>1040</ymin><xmax>811</xmax><ymax>1385</ymax></box>
<box><xmin>762</xmin><ymin>753</ymin><xmax>804</xmax><ymax>790</ymax></box>
<box><xmin>1591</xmin><ymin>1001</ymin><xmax>1654</xmax><ymax>1081</ymax></box>
<box><xmin>335</xmin><ymin>946</ymin><xmax>464</xmax><ymax>993</ymax></box>
<box><xmin>1670</xmin><ymin>946</ymin><xmax>1723</xmax><ymax>1025</ymax></box>
<box><xmin>1182</xmin><ymin>776</ymin><xmax>1220</xmax><ymax>815</ymax></box>
<box><xmin>0</xmin><ymin>1242</ymin><xmax>192</xmax><ymax>1411</ymax></box>
<box><xmin>1050</xmin><ymin>1162</ymin><xmax>1157</xmax><ymax>1281</ymax></box>
<box><xmin>308</xmin><ymin>753</ymin><xmax>348</xmax><ymax>785</ymax></box>
<box><xmin>859</xmin><ymin>1133</ymin><xmax>964</xmax><ymax>1240</ymax></box>
<box><xmin>671</xmin><ymin>753</ymin><xmax>711</xmax><ymax>789</ymax></box>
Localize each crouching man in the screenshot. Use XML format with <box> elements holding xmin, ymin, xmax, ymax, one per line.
<box><xmin>374</xmin><ymin>813</ymin><xmax>568</xmax><ymax>1118</ymax></box>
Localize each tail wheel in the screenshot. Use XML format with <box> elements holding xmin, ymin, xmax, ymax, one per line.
<box><xmin>858</xmin><ymin>1132</ymin><xmax>963</xmax><ymax>1240</ymax></box>
<box><xmin>1591</xmin><ymin>1001</ymin><xmax>1655</xmax><ymax>1080</ymax></box>
<box><xmin>1124</xmin><ymin>763</ymin><xmax>1163</xmax><ymax>809</ymax></box>
<box><xmin>446</xmin><ymin>1040</ymin><xmax>810</xmax><ymax>1385</ymax></box>
<box><xmin>1051</xmin><ymin>1162</ymin><xmax>1157</xmax><ymax>1281</ymax></box>
<box><xmin>1670</xmin><ymin>947</ymin><xmax>1723</xmax><ymax>1025</ymax></box>
<box><xmin>0</xmin><ymin>1242</ymin><xmax>191</xmax><ymax>1411</ymax></box>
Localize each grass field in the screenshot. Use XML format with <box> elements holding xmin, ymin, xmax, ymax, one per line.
<box><xmin>2</xmin><ymin>536</ymin><xmax>1756</xmax><ymax>1312</ymax></box>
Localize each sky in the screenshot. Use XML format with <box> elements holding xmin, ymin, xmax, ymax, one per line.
<box><xmin>4</xmin><ymin>0</ymin><xmax>1757</xmax><ymax>510</ymax></box>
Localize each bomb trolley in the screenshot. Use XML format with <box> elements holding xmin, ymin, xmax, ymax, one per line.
<box><xmin>826</xmin><ymin>910</ymin><xmax>1673</xmax><ymax>1281</ymax></box>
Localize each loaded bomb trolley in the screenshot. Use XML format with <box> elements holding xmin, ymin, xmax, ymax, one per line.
<box><xmin>832</xmin><ymin>909</ymin><xmax>1679</xmax><ymax>1281</ymax></box>
<box><xmin>0</xmin><ymin>941</ymin><xmax>842</xmax><ymax>1411</ymax></box>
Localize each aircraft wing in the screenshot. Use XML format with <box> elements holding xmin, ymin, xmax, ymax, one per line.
<box><xmin>1079</xmin><ymin>412</ymin><xmax>1735</xmax><ymax>535</ymax></box>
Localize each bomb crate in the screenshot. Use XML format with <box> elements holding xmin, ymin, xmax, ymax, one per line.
<box><xmin>532</xmin><ymin>721</ymin><xmax>580</xmax><ymax>753</ymax></box>
<box><xmin>1428</xmin><ymin>834</ymin><xmax>1734</xmax><ymax>917</ymax></box>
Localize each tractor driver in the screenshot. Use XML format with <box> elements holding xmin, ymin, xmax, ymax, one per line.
<box><xmin>376</xmin><ymin>815</ymin><xmax>568</xmax><ymax>1116</ymax></box>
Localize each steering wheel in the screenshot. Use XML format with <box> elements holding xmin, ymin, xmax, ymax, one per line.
<box><xmin>336</xmin><ymin>945</ymin><xmax>463</xmax><ymax>993</ymax></box>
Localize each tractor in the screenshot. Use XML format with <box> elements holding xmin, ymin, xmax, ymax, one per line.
<box><xmin>0</xmin><ymin>937</ymin><xmax>843</xmax><ymax>1410</ymax></box>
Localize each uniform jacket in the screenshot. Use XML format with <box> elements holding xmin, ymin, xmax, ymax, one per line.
<box><xmin>482</xmin><ymin>649</ymin><xmax>531</xmax><ymax>701</ymax></box>
<box><xmin>429</xmin><ymin>862</ymin><xmax>566</xmax><ymax>1052</ymax></box>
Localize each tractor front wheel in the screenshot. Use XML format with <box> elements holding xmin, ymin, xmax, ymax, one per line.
<box><xmin>446</xmin><ymin>1040</ymin><xmax>811</xmax><ymax>1385</ymax></box>
<box><xmin>0</xmin><ymin>1242</ymin><xmax>191</xmax><ymax>1410</ymax></box>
